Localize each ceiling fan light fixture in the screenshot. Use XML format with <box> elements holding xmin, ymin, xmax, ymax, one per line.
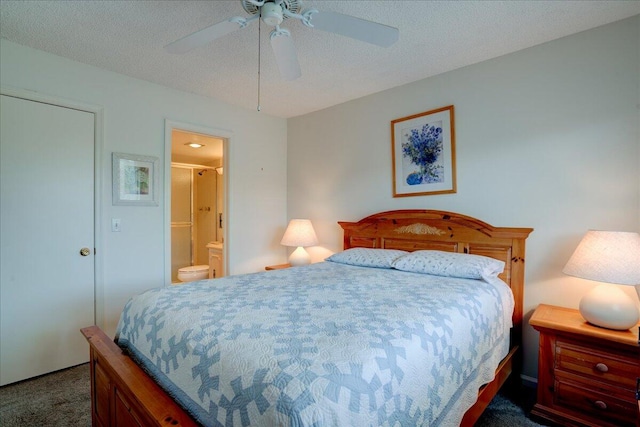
<box><xmin>261</xmin><ymin>2</ymin><xmax>283</xmax><ymax>26</ymax></box>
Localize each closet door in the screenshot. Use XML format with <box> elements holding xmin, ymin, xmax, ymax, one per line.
<box><xmin>0</xmin><ymin>94</ymin><xmax>95</xmax><ymax>385</ymax></box>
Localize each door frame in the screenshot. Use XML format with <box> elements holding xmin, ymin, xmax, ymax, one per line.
<box><xmin>164</xmin><ymin>119</ymin><xmax>231</xmax><ymax>285</ymax></box>
<box><xmin>0</xmin><ymin>86</ymin><xmax>105</xmax><ymax>328</ymax></box>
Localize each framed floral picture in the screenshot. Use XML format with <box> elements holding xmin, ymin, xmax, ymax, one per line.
<box><xmin>391</xmin><ymin>105</ymin><xmax>456</xmax><ymax>197</ymax></box>
<box><xmin>112</xmin><ymin>152</ymin><xmax>159</xmax><ymax>206</ymax></box>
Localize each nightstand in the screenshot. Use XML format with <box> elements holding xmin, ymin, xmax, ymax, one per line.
<box><xmin>530</xmin><ymin>304</ymin><xmax>640</xmax><ymax>427</ymax></box>
<box><xmin>265</xmin><ymin>263</ymin><xmax>291</xmax><ymax>271</ymax></box>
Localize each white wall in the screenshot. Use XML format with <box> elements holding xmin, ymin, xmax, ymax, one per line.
<box><xmin>0</xmin><ymin>39</ymin><xmax>288</xmax><ymax>336</ymax></box>
<box><xmin>287</xmin><ymin>16</ymin><xmax>640</xmax><ymax>379</ymax></box>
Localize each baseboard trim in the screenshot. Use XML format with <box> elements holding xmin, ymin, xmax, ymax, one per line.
<box><xmin>520</xmin><ymin>374</ymin><xmax>537</xmax><ymax>389</ymax></box>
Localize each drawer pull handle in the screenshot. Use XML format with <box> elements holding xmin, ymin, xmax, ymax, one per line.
<box><xmin>595</xmin><ymin>362</ymin><xmax>609</xmax><ymax>373</ymax></box>
<box><xmin>594</xmin><ymin>400</ymin><xmax>607</xmax><ymax>410</ymax></box>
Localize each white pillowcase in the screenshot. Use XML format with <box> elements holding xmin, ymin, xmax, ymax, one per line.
<box><xmin>326</xmin><ymin>248</ymin><xmax>409</xmax><ymax>269</ymax></box>
<box><xmin>391</xmin><ymin>250</ymin><xmax>505</xmax><ymax>280</ymax></box>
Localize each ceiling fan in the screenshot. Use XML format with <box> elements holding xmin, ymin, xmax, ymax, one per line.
<box><xmin>165</xmin><ymin>0</ymin><xmax>399</xmax><ymax>81</ymax></box>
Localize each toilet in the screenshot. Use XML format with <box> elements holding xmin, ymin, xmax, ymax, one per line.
<box><xmin>177</xmin><ymin>265</ymin><xmax>209</xmax><ymax>282</ymax></box>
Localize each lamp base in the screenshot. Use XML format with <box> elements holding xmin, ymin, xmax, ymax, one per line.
<box><xmin>579</xmin><ymin>283</ymin><xmax>639</xmax><ymax>330</ymax></box>
<box><xmin>288</xmin><ymin>246</ymin><xmax>311</xmax><ymax>266</ymax></box>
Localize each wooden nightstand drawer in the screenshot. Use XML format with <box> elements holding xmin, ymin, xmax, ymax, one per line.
<box><xmin>556</xmin><ymin>339</ymin><xmax>637</xmax><ymax>390</ymax></box>
<box><xmin>530</xmin><ymin>304</ymin><xmax>640</xmax><ymax>427</ymax></box>
<box><xmin>555</xmin><ymin>377</ymin><xmax>637</xmax><ymax>427</ymax></box>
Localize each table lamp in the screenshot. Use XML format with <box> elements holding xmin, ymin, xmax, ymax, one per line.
<box><xmin>280</xmin><ymin>219</ymin><xmax>318</xmax><ymax>266</ymax></box>
<box><xmin>562</xmin><ymin>230</ymin><xmax>640</xmax><ymax>330</ymax></box>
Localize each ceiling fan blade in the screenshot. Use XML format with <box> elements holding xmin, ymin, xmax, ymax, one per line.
<box><xmin>309</xmin><ymin>11</ymin><xmax>399</xmax><ymax>47</ymax></box>
<box><xmin>270</xmin><ymin>29</ymin><xmax>302</xmax><ymax>81</ymax></box>
<box><xmin>165</xmin><ymin>18</ymin><xmax>246</xmax><ymax>54</ymax></box>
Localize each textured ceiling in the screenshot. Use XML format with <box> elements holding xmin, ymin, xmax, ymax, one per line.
<box><xmin>1</xmin><ymin>1</ymin><xmax>639</xmax><ymax>118</ymax></box>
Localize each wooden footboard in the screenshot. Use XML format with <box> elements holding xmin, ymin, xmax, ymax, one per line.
<box><xmin>82</xmin><ymin>326</ymin><xmax>517</xmax><ymax>427</ymax></box>
<box><xmin>81</xmin><ymin>326</ymin><xmax>197</xmax><ymax>427</ymax></box>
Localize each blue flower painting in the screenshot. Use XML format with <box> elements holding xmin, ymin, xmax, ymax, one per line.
<box><xmin>401</xmin><ymin>121</ymin><xmax>444</xmax><ymax>185</ymax></box>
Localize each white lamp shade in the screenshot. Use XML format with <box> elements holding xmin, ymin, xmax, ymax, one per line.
<box><xmin>563</xmin><ymin>230</ymin><xmax>640</xmax><ymax>330</ymax></box>
<box><xmin>280</xmin><ymin>219</ymin><xmax>318</xmax><ymax>247</ymax></box>
<box><xmin>563</xmin><ymin>230</ymin><xmax>640</xmax><ymax>285</ymax></box>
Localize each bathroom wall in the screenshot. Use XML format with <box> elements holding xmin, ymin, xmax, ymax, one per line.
<box><xmin>216</xmin><ymin>171</ymin><xmax>225</xmax><ymax>245</ymax></box>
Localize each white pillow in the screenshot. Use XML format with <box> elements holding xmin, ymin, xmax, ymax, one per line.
<box><xmin>391</xmin><ymin>250</ymin><xmax>505</xmax><ymax>280</ymax></box>
<box><xmin>326</xmin><ymin>248</ymin><xmax>409</xmax><ymax>269</ymax></box>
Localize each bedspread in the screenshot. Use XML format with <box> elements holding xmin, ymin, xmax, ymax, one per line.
<box><xmin>115</xmin><ymin>262</ymin><xmax>513</xmax><ymax>427</ymax></box>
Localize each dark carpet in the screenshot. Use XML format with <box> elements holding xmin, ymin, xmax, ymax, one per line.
<box><xmin>0</xmin><ymin>363</ymin><xmax>544</xmax><ymax>426</ymax></box>
<box><xmin>0</xmin><ymin>364</ymin><xmax>91</xmax><ymax>426</ymax></box>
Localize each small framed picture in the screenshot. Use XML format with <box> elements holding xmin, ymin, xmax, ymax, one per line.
<box><xmin>391</xmin><ymin>105</ymin><xmax>456</xmax><ymax>197</ymax></box>
<box><xmin>112</xmin><ymin>152</ymin><xmax>159</xmax><ymax>206</ymax></box>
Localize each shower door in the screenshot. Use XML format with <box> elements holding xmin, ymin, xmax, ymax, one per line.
<box><xmin>171</xmin><ymin>166</ymin><xmax>193</xmax><ymax>282</ymax></box>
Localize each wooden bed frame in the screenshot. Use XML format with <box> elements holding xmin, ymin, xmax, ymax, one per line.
<box><xmin>81</xmin><ymin>210</ymin><xmax>532</xmax><ymax>427</ymax></box>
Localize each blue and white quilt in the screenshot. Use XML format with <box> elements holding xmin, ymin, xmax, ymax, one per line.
<box><xmin>115</xmin><ymin>262</ymin><xmax>513</xmax><ymax>427</ymax></box>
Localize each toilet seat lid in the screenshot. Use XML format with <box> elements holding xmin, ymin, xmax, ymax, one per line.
<box><xmin>179</xmin><ymin>265</ymin><xmax>209</xmax><ymax>272</ymax></box>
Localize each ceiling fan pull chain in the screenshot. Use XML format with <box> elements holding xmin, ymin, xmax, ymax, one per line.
<box><xmin>257</xmin><ymin>16</ymin><xmax>261</xmax><ymax>112</ymax></box>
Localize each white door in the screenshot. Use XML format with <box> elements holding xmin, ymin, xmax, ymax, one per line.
<box><xmin>0</xmin><ymin>94</ymin><xmax>95</xmax><ymax>386</ymax></box>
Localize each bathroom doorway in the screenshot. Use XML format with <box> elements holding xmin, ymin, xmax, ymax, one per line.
<box><xmin>169</xmin><ymin>128</ymin><xmax>226</xmax><ymax>283</ymax></box>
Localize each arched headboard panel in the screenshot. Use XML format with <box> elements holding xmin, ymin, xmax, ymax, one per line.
<box><xmin>338</xmin><ymin>210</ymin><xmax>533</xmax><ymax>344</ymax></box>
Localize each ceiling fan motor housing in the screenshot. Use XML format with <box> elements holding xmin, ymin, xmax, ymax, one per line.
<box><xmin>242</xmin><ymin>1</ymin><xmax>302</xmax><ymax>20</ymax></box>
<box><xmin>260</xmin><ymin>2</ymin><xmax>283</xmax><ymax>26</ymax></box>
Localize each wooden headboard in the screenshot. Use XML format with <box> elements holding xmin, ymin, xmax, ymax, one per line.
<box><xmin>338</xmin><ymin>210</ymin><xmax>533</xmax><ymax>344</ymax></box>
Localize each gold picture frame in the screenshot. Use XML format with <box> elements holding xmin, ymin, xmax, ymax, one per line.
<box><xmin>391</xmin><ymin>105</ymin><xmax>456</xmax><ymax>197</ymax></box>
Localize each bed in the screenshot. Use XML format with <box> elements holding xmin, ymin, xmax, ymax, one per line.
<box><xmin>81</xmin><ymin>210</ymin><xmax>532</xmax><ymax>426</ymax></box>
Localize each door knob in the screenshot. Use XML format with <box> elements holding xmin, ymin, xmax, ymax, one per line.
<box><xmin>80</xmin><ymin>247</ymin><xmax>91</xmax><ymax>256</ymax></box>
